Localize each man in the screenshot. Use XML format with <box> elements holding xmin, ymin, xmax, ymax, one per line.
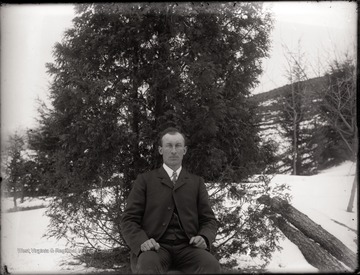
<box><xmin>121</xmin><ymin>127</ymin><xmax>220</xmax><ymax>274</ymax></box>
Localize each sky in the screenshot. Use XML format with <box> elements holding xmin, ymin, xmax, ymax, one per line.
<box><xmin>0</xmin><ymin>2</ymin><xmax>357</xmax><ymax>144</ymax></box>
<box><xmin>258</xmin><ymin>1</ymin><xmax>357</xmax><ymax>94</ymax></box>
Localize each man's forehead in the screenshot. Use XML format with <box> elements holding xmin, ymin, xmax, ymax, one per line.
<box><xmin>162</xmin><ymin>132</ymin><xmax>185</xmax><ymax>143</ymax></box>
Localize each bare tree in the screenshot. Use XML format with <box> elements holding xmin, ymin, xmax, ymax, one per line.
<box><xmin>318</xmin><ymin>57</ymin><xmax>357</xmax><ymax>212</ymax></box>
<box><xmin>280</xmin><ymin>43</ymin><xmax>357</xmax><ymax>210</ymax></box>
<box><xmin>280</xmin><ymin>41</ymin><xmax>310</xmax><ymax>175</ymax></box>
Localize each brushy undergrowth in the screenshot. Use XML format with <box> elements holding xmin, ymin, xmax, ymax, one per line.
<box><xmin>75</xmin><ymin>246</ymin><xmax>131</xmax><ymax>273</ymax></box>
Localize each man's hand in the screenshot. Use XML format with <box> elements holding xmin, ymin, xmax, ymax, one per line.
<box><xmin>189</xmin><ymin>235</ymin><xmax>207</xmax><ymax>249</ymax></box>
<box><xmin>140</xmin><ymin>238</ymin><xmax>160</xmax><ymax>252</ymax></box>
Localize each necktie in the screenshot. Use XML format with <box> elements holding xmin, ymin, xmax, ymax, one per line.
<box><xmin>171</xmin><ymin>171</ymin><xmax>177</xmax><ymax>185</ymax></box>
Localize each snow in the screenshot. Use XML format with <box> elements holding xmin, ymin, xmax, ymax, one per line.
<box><xmin>1</xmin><ymin>161</ymin><xmax>357</xmax><ymax>273</ymax></box>
<box><xmin>266</xmin><ymin>161</ymin><xmax>357</xmax><ymax>272</ymax></box>
<box><xmin>2</xmin><ymin>196</ymin><xmax>52</xmax><ymax>211</ymax></box>
<box><xmin>259</xmin><ymin>99</ymin><xmax>278</xmax><ymax>107</ymax></box>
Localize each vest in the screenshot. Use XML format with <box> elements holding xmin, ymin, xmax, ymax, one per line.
<box><xmin>159</xmin><ymin>203</ymin><xmax>188</xmax><ymax>241</ymax></box>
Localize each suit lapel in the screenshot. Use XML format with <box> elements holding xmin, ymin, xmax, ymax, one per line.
<box><xmin>157</xmin><ymin>167</ymin><xmax>190</xmax><ymax>191</ymax></box>
<box><xmin>158</xmin><ymin>167</ymin><xmax>173</xmax><ymax>189</ymax></box>
<box><xmin>173</xmin><ymin>169</ymin><xmax>189</xmax><ymax>191</ymax></box>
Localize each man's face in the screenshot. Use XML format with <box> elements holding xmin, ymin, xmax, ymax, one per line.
<box><xmin>159</xmin><ymin>132</ymin><xmax>187</xmax><ymax>171</ymax></box>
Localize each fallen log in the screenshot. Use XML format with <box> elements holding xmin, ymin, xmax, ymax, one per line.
<box><xmin>271</xmin><ymin>215</ymin><xmax>345</xmax><ymax>272</ymax></box>
<box><xmin>258</xmin><ymin>195</ymin><xmax>357</xmax><ymax>270</ymax></box>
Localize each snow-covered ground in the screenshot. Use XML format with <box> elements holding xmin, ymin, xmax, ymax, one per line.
<box><xmin>1</xmin><ymin>161</ymin><xmax>357</xmax><ymax>273</ymax></box>
<box><xmin>266</xmin><ymin>161</ymin><xmax>357</xmax><ymax>273</ymax></box>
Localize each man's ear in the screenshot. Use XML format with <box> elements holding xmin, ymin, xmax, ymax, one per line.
<box><xmin>159</xmin><ymin>146</ymin><xmax>163</xmax><ymax>155</ymax></box>
<box><xmin>184</xmin><ymin>146</ymin><xmax>187</xmax><ymax>155</ymax></box>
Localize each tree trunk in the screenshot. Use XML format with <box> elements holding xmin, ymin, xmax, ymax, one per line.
<box><xmin>270</xmin><ymin>215</ymin><xmax>345</xmax><ymax>272</ymax></box>
<box><xmin>13</xmin><ymin>193</ymin><xmax>17</xmax><ymax>208</ymax></box>
<box><xmin>292</xmin><ymin>87</ymin><xmax>298</xmax><ymax>176</ymax></box>
<box><xmin>13</xmin><ymin>183</ymin><xmax>18</xmax><ymax>208</ymax></box>
<box><xmin>131</xmin><ymin>45</ymin><xmax>141</xmax><ymax>178</ymax></box>
<box><xmin>346</xmin><ymin>162</ymin><xmax>357</xmax><ymax>212</ymax></box>
<box><xmin>258</xmin><ymin>195</ymin><xmax>357</xmax><ymax>270</ymax></box>
<box><xmin>21</xmin><ymin>183</ymin><xmax>25</xmax><ymax>203</ymax></box>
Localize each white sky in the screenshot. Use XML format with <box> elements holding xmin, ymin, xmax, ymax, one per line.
<box><xmin>258</xmin><ymin>1</ymin><xmax>357</xmax><ymax>94</ymax></box>
<box><xmin>0</xmin><ymin>2</ymin><xmax>357</xmax><ymax>144</ymax></box>
<box><xmin>1</xmin><ymin>4</ymin><xmax>76</xmax><ymax>144</ymax></box>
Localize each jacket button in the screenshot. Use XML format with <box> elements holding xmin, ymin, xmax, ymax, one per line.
<box><xmin>167</xmin><ymin>207</ymin><xmax>171</xmax><ymax>210</ymax></box>
<box><xmin>162</xmin><ymin>223</ymin><xmax>166</xmax><ymax>226</ymax></box>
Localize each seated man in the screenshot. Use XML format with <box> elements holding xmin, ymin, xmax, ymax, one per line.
<box><xmin>121</xmin><ymin>127</ymin><xmax>221</xmax><ymax>274</ymax></box>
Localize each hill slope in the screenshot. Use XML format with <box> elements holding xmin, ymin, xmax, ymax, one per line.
<box><xmin>251</xmin><ymin>76</ymin><xmax>328</xmax><ymax>174</ymax></box>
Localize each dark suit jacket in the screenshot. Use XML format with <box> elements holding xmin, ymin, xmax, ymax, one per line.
<box><xmin>120</xmin><ymin>167</ymin><xmax>218</xmax><ymax>257</ymax></box>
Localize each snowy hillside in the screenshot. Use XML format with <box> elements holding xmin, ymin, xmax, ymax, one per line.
<box><xmin>252</xmin><ymin>76</ymin><xmax>330</xmax><ymax>174</ymax></box>
<box><xmin>265</xmin><ymin>161</ymin><xmax>357</xmax><ymax>272</ymax></box>
<box><xmin>1</xmin><ymin>161</ymin><xmax>357</xmax><ymax>273</ymax></box>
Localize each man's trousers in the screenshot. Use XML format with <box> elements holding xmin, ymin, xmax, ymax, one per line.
<box><xmin>133</xmin><ymin>242</ymin><xmax>221</xmax><ymax>274</ymax></box>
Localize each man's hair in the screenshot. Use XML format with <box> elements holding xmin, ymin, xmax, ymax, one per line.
<box><xmin>158</xmin><ymin>127</ymin><xmax>187</xmax><ymax>146</ymax></box>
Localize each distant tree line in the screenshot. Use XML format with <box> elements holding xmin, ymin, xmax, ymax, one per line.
<box><xmin>2</xmin><ymin>132</ymin><xmax>47</xmax><ymax>206</ymax></box>
<box><xmin>255</xmin><ymin>52</ymin><xmax>356</xmax><ymax>176</ymax></box>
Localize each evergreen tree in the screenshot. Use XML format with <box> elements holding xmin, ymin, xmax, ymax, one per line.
<box><xmin>29</xmin><ymin>3</ymin><xmax>281</xmax><ymax>269</ymax></box>
<box><xmin>4</xmin><ymin>133</ymin><xmax>27</xmax><ymax>206</ymax></box>
<box><xmin>278</xmin><ymin>44</ymin><xmax>317</xmax><ymax>175</ymax></box>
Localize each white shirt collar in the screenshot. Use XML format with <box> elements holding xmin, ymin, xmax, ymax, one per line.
<box><xmin>163</xmin><ymin>163</ymin><xmax>182</xmax><ymax>179</ymax></box>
